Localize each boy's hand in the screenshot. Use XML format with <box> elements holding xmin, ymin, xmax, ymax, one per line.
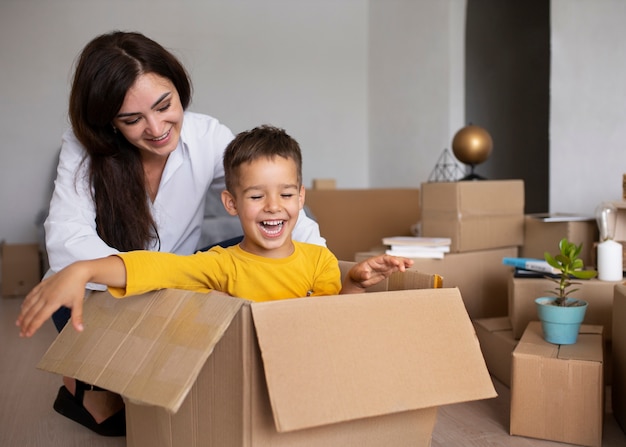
<box><xmin>16</xmin><ymin>264</ymin><xmax>89</xmax><ymax>337</ymax></box>
<box><xmin>341</xmin><ymin>255</ymin><xmax>414</xmax><ymax>294</ymax></box>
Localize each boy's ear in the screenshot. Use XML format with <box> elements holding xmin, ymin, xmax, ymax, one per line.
<box><xmin>221</xmin><ymin>190</ymin><xmax>239</xmax><ymax>216</ymax></box>
<box><xmin>299</xmin><ymin>185</ymin><xmax>305</xmax><ymax>210</ymax></box>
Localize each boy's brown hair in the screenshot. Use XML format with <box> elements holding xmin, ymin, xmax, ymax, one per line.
<box><xmin>223</xmin><ymin>125</ymin><xmax>303</xmax><ymax>193</ymax></box>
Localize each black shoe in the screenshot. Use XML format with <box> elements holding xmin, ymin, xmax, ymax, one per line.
<box><xmin>53</xmin><ymin>382</ymin><xmax>126</xmax><ymax>437</ymax></box>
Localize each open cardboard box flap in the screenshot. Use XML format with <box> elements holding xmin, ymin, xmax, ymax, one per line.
<box><xmin>251</xmin><ymin>288</ymin><xmax>496</xmax><ymax>432</ymax></box>
<box><xmin>38</xmin><ymin>281</ymin><xmax>495</xmax><ymax>433</ymax></box>
<box><xmin>38</xmin><ymin>289</ymin><xmax>246</xmax><ymax>413</ymax></box>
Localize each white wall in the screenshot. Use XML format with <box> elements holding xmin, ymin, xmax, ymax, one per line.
<box><xmin>0</xmin><ymin>0</ymin><xmax>468</xmax><ymax>244</ymax></box>
<box><xmin>551</xmin><ymin>0</ymin><xmax>626</xmax><ymax>216</ymax></box>
<box><xmin>369</xmin><ymin>0</ymin><xmax>466</xmax><ymax>187</ymax></box>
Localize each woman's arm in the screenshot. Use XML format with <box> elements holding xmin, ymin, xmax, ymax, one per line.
<box><xmin>16</xmin><ymin>256</ymin><xmax>127</xmax><ymax>337</ymax></box>
<box><xmin>45</xmin><ymin>130</ymin><xmax>120</xmax><ymax>274</ymax></box>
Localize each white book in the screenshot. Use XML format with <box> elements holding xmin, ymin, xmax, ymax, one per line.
<box><xmin>387</xmin><ymin>244</ymin><xmax>450</xmax><ymax>253</ymax></box>
<box><xmin>527</xmin><ymin>213</ymin><xmax>594</xmax><ymax>223</ymax></box>
<box><xmin>385</xmin><ymin>249</ymin><xmax>445</xmax><ymax>259</ymax></box>
<box><xmin>382</xmin><ymin>236</ymin><xmax>451</xmax><ymax>247</ymax></box>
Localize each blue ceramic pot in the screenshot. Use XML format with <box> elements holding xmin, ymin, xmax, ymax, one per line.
<box><xmin>535</xmin><ymin>297</ymin><xmax>588</xmax><ymax>345</ymax></box>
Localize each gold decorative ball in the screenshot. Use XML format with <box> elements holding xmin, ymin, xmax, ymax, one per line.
<box><xmin>452</xmin><ymin>125</ymin><xmax>493</xmax><ymax>165</ymax></box>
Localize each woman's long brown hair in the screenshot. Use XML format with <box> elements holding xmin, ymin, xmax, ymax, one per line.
<box><xmin>68</xmin><ymin>31</ymin><xmax>192</xmax><ymax>251</ymax></box>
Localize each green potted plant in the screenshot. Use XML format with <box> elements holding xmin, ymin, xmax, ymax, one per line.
<box><xmin>535</xmin><ymin>237</ymin><xmax>598</xmax><ymax>344</ymax></box>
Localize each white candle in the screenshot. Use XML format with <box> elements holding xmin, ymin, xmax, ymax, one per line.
<box><xmin>597</xmin><ymin>239</ymin><xmax>623</xmax><ymax>281</ymax></box>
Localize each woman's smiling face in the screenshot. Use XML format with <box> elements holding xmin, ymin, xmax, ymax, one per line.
<box><xmin>112</xmin><ymin>72</ymin><xmax>184</xmax><ymax>160</ymax></box>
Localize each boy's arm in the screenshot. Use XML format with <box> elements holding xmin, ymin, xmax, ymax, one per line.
<box><xmin>340</xmin><ymin>255</ymin><xmax>413</xmax><ymax>294</ymax></box>
<box><xmin>16</xmin><ymin>256</ymin><xmax>126</xmax><ymax>338</ymax></box>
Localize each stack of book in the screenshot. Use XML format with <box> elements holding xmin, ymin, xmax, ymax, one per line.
<box><xmin>501</xmin><ymin>257</ymin><xmax>560</xmax><ymax>277</ymax></box>
<box><xmin>382</xmin><ymin>236</ymin><xmax>452</xmax><ymax>259</ymax></box>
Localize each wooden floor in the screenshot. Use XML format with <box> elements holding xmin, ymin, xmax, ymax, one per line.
<box><xmin>1</xmin><ymin>295</ymin><xmax>625</xmax><ymax>447</ymax></box>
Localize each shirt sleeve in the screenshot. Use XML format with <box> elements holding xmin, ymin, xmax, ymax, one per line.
<box><xmin>310</xmin><ymin>247</ymin><xmax>342</xmax><ymax>296</ymax></box>
<box><xmin>109</xmin><ymin>250</ymin><xmax>226</xmax><ymax>298</ymax></box>
<box><xmin>44</xmin><ymin>130</ymin><xmax>119</xmax><ymax>275</ymax></box>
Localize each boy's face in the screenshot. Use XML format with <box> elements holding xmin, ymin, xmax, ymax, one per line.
<box><xmin>221</xmin><ymin>156</ymin><xmax>304</xmax><ymax>258</ymax></box>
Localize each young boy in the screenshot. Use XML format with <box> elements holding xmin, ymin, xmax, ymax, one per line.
<box><xmin>18</xmin><ymin>125</ymin><xmax>413</xmax><ymax>337</ymax></box>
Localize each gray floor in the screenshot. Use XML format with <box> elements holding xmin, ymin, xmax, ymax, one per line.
<box><xmin>1</xmin><ymin>295</ymin><xmax>625</xmax><ymax>446</ymax></box>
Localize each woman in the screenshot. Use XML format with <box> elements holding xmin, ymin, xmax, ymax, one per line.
<box><xmin>43</xmin><ymin>30</ymin><xmax>325</xmax><ymax>437</ymax></box>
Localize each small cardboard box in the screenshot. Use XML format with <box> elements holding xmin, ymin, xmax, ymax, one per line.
<box><xmin>507</xmin><ymin>275</ymin><xmax>616</xmax><ymax>341</ymax></box>
<box><xmin>357</xmin><ymin>246</ymin><xmax>518</xmax><ymax>319</ymax></box>
<box><xmin>305</xmin><ymin>188</ymin><xmax>420</xmax><ymax>262</ymax></box>
<box><xmin>613</xmin><ymin>284</ymin><xmax>626</xmax><ymax>433</ymax></box>
<box><xmin>310</xmin><ymin>178</ymin><xmax>337</xmax><ymax>190</ymax></box>
<box><xmin>473</xmin><ymin>317</ymin><xmax>518</xmax><ymax>387</ymax></box>
<box><xmin>510</xmin><ymin>322</ymin><xmax>604</xmax><ymax>447</ymax></box>
<box><xmin>420</xmin><ymin>180</ymin><xmax>524</xmax><ymax>253</ymax></box>
<box><xmin>1</xmin><ymin>243</ymin><xmax>41</xmax><ymax>297</ymax></box>
<box><xmin>38</xmin><ymin>267</ymin><xmax>495</xmax><ymax>447</ymax></box>
<box><xmin>520</xmin><ymin>214</ymin><xmax>598</xmax><ymax>267</ymax></box>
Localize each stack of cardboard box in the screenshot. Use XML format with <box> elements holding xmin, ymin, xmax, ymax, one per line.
<box><xmin>356</xmin><ymin>180</ymin><xmax>525</xmax><ymax>321</ymax></box>
<box><xmin>416</xmin><ymin>180</ymin><xmax>525</xmax><ymax>319</ymax></box>
<box><xmin>407</xmin><ymin>179</ymin><xmax>617</xmax><ymax>445</ymax></box>
<box><xmin>473</xmin><ymin>212</ymin><xmax>608</xmax><ymax>384</ymax></box>
<box><xmin>474</xmin><ymin>208</ymin><xmax>619</xmax><ymax>446</ymax></box>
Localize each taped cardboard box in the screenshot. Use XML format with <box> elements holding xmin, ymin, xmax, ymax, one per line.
<box><xmin>420</xmin><ymin>180</ymin><xmax>524</xmax><ymax>253</ymax></box>
<box><xmin>510</xmin><ymin>322</ymin><xmax>604</xmax><ymax>447</ymax></box>
<box><xmin>613</xmin><ymin>284</ymin><xmax>626</xmax><ymax>434</ymax></box>
<box><xmin>357</xmin><ymin>246</ymin><xmax>517</xmax><ymax>319</ymax></box>
<box><xmin>520</xmin><ymin>214</ymin><xmax>598</xmax><ymax>267</ymax></box>
<box><xmin>37</xmin><ymin>267</ymin><xmax>494</xmax><ymax>447</ymax></box>
<box><xmin>1</xmin><ymin>242</ymin><xmax>41</xmax><ymax>297</ymax></box>
<box><xmin>507</xmin><ymin>275</ymin><xmax>616</xmax><ymax>341</ymax></box>
<box><xmin>305</xmin><ymin>188</ymin><xmax>420</xmax><ymax>262</ymax></box>
<box><xmin>473</xmin><ymin>317</ymin><xmax>518</xmax><ymax>387</ymax></box>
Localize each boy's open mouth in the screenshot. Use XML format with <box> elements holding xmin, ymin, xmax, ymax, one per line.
<box><xmin>259</xmin><ymin>220</ymin><xmax>284</xmax><ymax>236</ymax></box>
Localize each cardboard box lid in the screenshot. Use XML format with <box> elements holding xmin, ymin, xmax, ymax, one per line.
<box><xmin>421</xmin><ymin>180</ymin><xmax>524</xmax><ymax>214</ymax></box>
<box><xmin>38</xmin><ymin>289</ymin><xmax>245</xmax><ymax>413</ymax></box>
<box><xmin>473</xmin><ymin>316</ymin><xmax>512</xmax><ymax>333</ymax></box>
<box><xmin>251</xmin><ymin>287</ymin><xmax>496</xmax><ymax>432</ymax></box>
<box><xmin>514</xmin><ymin>322</ymin><xmax>604</xmax><ymax>363</ymax></box>
<box><xmin>38</xmin><ymin>287</ymin><xmax>496</xmax><ymax>432</ymax></box>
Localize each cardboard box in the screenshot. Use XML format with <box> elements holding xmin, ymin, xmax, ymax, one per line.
<box><xmin>420</xmin><ymin>180</ymin><xmax>524</xmax><ymax>253</ymax></box>
<box><xmin>613</xmin><ymin>285</ymin><xmax>626</xmax><ymax>433</ymax></box>
<box><xmin>37</xmin><ymin>266</ymin><xmax>495</xmax><ymax>447</ymax></box>
<box><xmin>357</xmin><ymin>246</ymin><xmax>518</xmax><ymax>319</ymax></box>
<box><xmin>311</xmin><ymin>178</ymin><xmax>337</xmax><ymax>190</ymax></box>
<box><xmin>1</xmin><ymin>243</ymin><xmax>41</xmax><ymax>297</ymax></box>
<box><xmin>521</xmin><ymin>214</ymin><xmax>598</xmax><ymax>267</ymax></box>
<box><xmin>510</xmin><ymin>322</ymin><xmax>604</xmax><ymax>447</ymax></box>
<box><xmin>473</xmin><ymin>317</ymin><xmax>518</xmax><ymax>387</ymax></box>
<box><xmin>508</xmin><ymin>275</ymin><xmax>616</xmax><ymax>341</ymax></box>
<box><xmin>305</xmin><ymin>188</ymin><xmax>420</xmax><ymax>262</ymax></box>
